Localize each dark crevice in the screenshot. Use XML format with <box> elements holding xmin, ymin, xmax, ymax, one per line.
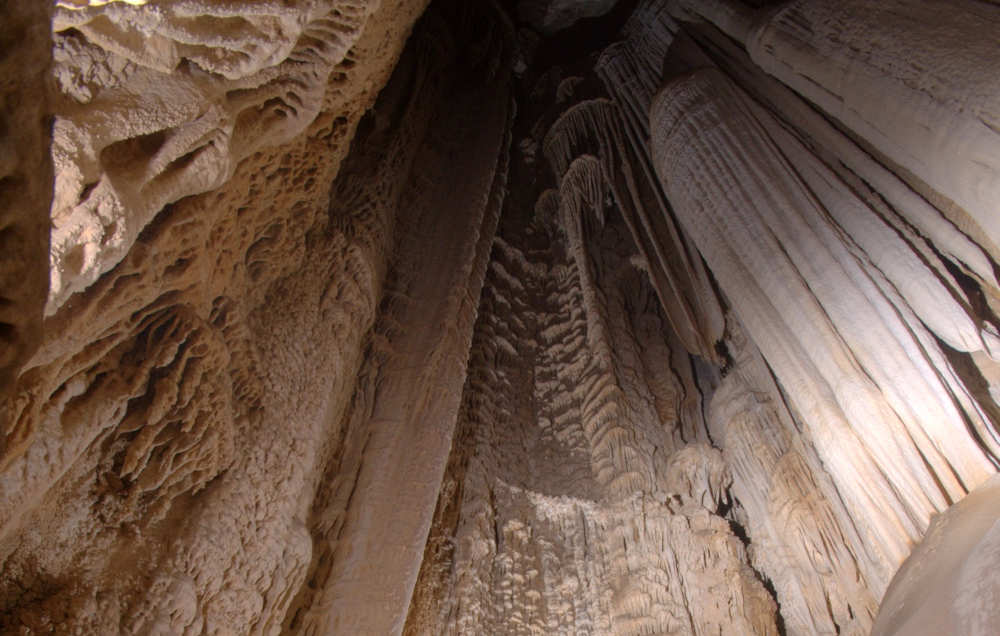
<box><xmin>723</xmin><ymin>496</ymin><xmax>787</xmax><ymax>635</ymax></box>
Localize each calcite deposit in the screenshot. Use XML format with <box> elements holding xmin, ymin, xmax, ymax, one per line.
<box><xmin>2</xmin><ymin>0</ymin><xmax>1000</xmax><ymax>634</ymax></box>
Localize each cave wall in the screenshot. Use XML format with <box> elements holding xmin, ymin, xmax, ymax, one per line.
<box><xmin>1</xmin><ymin>1</ymin><xmax>514</xmax><ymax>632</ymax></box>
<box><xmin>408</xmin><ymin>1</ymin><xmax>1000</xmax><ymax>635</ymax></box>
<box><xmin>2</xmin><ymin>0</ymin><xmax>1000</xmax><ymax>634</ymax></box>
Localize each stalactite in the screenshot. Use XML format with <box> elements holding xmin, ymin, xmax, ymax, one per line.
<box><xmin>3</xmin><ymin>0</ymin><xmax>1000</xmax><ymax>633</ymax></box>
<box><xmin>545</xmin><ymin>98</ymin><xmax>724</xmax><ymax>361</ymax></box>
<box><xmin>669</xmin><ymin>20</ymin><xmax>1000</xmax><ymax>312</ymax></box>
<box><xmin>651</xmin><ymin>67</ymin><xmax>996</xmax><ymax>587</ymax></box>
<box><xmin>742</xmin><ymin>0</ymin><xmax>1000</xmax><ymax>264</ymax></box>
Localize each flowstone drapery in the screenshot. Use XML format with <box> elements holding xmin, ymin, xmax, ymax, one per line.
<box><xmin>2</xmin><ymin>1</ymin><xmax>999</xmax><ymax>634</ymax></box>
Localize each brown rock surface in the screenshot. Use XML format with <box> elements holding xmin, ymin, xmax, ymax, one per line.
<box><xmin>0</xmin><ymin>2</ymin><xmax>53</xmax><ymax>398</ymax></box>
<box><xmin>3</xmin><ymin>0</ymin><xmax>1000</xmax><ymax>634</ymax></box>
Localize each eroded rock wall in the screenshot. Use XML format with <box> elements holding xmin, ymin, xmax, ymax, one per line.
<box><xmin>1</xmin><ymin>1</ymin><xmax>514</xmax><ymax>633</ymax></box>
<box><xmin>405</xmin><ymin>192</ymin><xmax>778</xmax><ymax>635</ymax></box>
<box><xmin>2</xmin><ymin>0</ymin><xmax>1000</xmax><ymax>634</ymax></box>
<box><xmin>48</xmin><ymin>0</ymin><xmax>393</xmax><ymax>311</ymax></box>
<box><xmin>0</xmin><ymin>2</ymin><xmax>54</xmax><ymax>397</ymax></box>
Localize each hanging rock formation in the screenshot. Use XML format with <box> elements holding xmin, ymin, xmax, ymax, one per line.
<box><xmin>517</xmin><ymin>0</ymin><xmax>621</xmax><ymax>34</ymax></box>
<box><xmin>2</xmin><ymin>0</ymin><xmax>1000</xmax><ymax>634</ymax></box>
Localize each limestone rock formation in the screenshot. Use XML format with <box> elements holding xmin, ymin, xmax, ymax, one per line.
<box><xmin>48</xmin><ymin>0</ymin><xmax>389</xmax><ymax>311</ymax></box>
<box><xmin>873</xmin><ymin>473</ymin><xmax>1000</xmax><ymax>636</ymax></box>
<box><xmin>517</xmin><ymin>0</ymin><xmax>620</xmax><ymax>34</ymax></box>
<box><xmin>651</xmin><ymin>66</ymin><xmax>995</xmax><ymax>575</ymax></box>
<box><xmin>3</xmin><ymin>0</ymin><xmax>1000</xmax><ymax>634</ymax></box>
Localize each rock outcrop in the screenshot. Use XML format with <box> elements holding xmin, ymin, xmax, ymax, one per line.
<box><xmin>2</xmin><ymin>0</ymin><xmax>1000</xmax><ymax>634</ymax></box>
<box><xmin>873</xmin><ymin>473</ymin><xmax>1000</xmax><ymax>636</ymax></box>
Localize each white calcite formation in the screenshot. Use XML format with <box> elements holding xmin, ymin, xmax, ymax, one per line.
<box><xmin>745</xmin><ymin>0</ymin><xmax>1000</xmax><ymax>264</ymax></box>
<box><xmin>2</xmin><ymin>0</ymin><xmax>1000</xmax><ymax>634</ymax></box>
<box><xmin>672</xmin><ymin>0</ymin><xmax>1000</xmax><ymax>299</ymax></box>
<box><xmin>651</xmin><ymin>67</ymin><xmax>995</xmax><ymax>574</ymax></box>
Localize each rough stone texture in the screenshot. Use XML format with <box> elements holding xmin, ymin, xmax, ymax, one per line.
<box><xmin>0</xmin><ymin>1</ymin><xmax>519</xmax><ymax>632</ymax></box>
<box><xmin>404</xmin><ymin>204</ymin><xmax>778</xmax><ymax>635</ymax></box>
<box><xmin>3</xmin><ymin>0</ymin><xmax>1000</xmax><ymax>633</ymax></box>
<box><xmin>48</xmin><ymin>0</ymin><xmax>391</xmax><ymax>312</ymax></box>
<box><xmin>0</xmin><ymin>2</ymin><xmax>54</xmax><ymax>397</ymax></box>
<box><xmin>410</xmin><ymin>2</ymin><xmax>1000</xmax><ymax>633</ymax></box>
<box><xmin>710</xmin><ymin>325</ymin><xmax>878</xmax><ymax>635</ymax></box>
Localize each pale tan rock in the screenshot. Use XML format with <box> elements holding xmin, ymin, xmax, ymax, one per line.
<box><xmin>667</xmin><ymin>19</ymin><xmax>1000</xmax><ymax>312</ymax></box>
<box><xmin>663</xmin><ymin>443</ymin><xmax>728</xmax><ymax>511</ymax></box>
<box><xmin>407</xmin><ymin>60</ymin><xmax>780</xmax><ymax>632</ymax></box>
<box><xmin>590</xmin><ymin>2</ymin><xmax>727</xmax><ymax>363</ymax></box>
<box><xmin>1</xmin><ymin>0</ymin><xmax>437</xmax><ymax>632</ymax></box>
<box><xmin>745</xmin><ymin>0</ymin><xmax>1000</xmax><ymax>263</ymax></box>
<box><xmin>651</xmin><ymin>68</ymin><xmax>995</xmax><ymax>588</ymax></box>
<box><xmin>544</xmin><ymin>97</ymin><xmax>725</xmax><ymax>362</ymax></box>
<box><xmin>4</xmin><ymin>0</ymin><xmax>1000</xmax><ymax>633</ymax></box>
<box><xmin>873</xmin><ymin>474</ymin><xmax>1000</xmax><ymax>636</ymax></box>
<box><xmin>406</xmin><ymin>206</ymin><xmax>778</xmax><ymax>635</ymax></box>
<box><xmin>711</xmin><ymin>325</ymin><xmax>878</xmax><ymax>635</ymax></box>
<box><xmin>47</xmin><ymin>0</ymin><xmax>385</xmax><ymax>312</ymax></box>
<box><xmin>671</xmin><ymin>0</ymin><xmax>1000</xmax><ymax>265</ymax></box>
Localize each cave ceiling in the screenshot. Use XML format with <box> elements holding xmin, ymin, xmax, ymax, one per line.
<box><xmin>1</xmin><ymin>1</ymin><xmax>1000</xmax><ymax>634</ymax></box>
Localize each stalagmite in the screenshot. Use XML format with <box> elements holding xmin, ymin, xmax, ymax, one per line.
<box><xmin>3</xmin><ymin>0</ymin><xmax>1000</xmax><ymax>633</ymax></box>
<box><xmin>710</xmin><ymin>324</ymin><xmax>878</xmax><ymax>634</ymax></box>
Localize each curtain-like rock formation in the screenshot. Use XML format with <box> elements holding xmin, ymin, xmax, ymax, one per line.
<box><xmin>410</xmin><ymin>1</ymin><xmax>1000</xmax><ymax>634</ymax></box>
<box><xmin>744</xmin><ymin>0</ymin><xmax>1000</xmax><ymax>264</ymax></box>
<box><xmin>651</xmin><ymin>67</ymin><xmax>995</xmax><ymax>570</ymax></box>
<box><xmin>3</xmin><ymin>0</ymin><xmax>1000</xmax><ymax>634</ymax></box>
